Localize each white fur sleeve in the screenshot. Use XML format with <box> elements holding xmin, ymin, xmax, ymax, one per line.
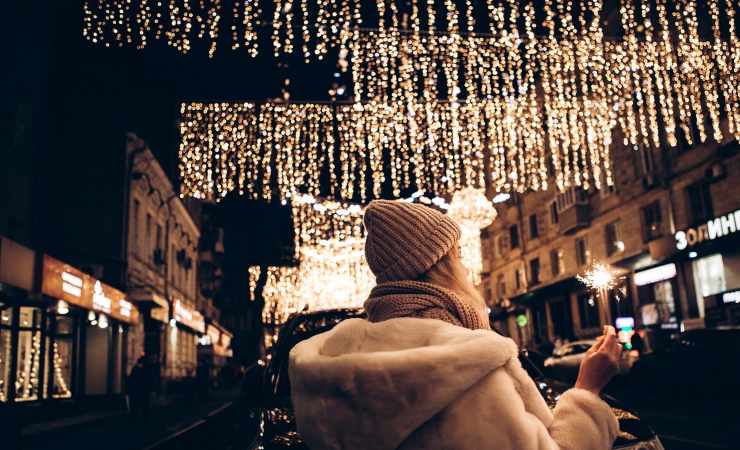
<box><xmin>401</xmin><ymin>369</ymin><xmax>618</xmax><ymax>450</ymax></box>
<box><xmin>548</xmin><ymin>388</ymin><xmax>620</xmax><ymax>450</ymax></box>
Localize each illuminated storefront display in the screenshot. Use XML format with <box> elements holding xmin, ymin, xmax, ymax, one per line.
<box><xmin>0</xmin><ymin>251</ymin><xmax>139</xmax><ymax>404</ymax></box>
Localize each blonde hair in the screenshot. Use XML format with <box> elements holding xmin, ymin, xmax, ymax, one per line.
<box><xmin>419</xmin><ymin>251</ymin><xmax>488</xmax><ymax>318</ymax></box>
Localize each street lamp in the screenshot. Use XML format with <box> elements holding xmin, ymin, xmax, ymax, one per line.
<box><xmin>577</xmin><ymin>263</ymin><xmax>618</xmax><ymax>326</ymax></box>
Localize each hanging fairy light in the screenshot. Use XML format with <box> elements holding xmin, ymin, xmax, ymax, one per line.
<box><xmin>51</xmin><ymin>342</ymin><xmax>72</xmax><ymax>399</ymax></box>
<box><xmin>249</xmin><ymin>194</ymin><xmax>372</xmax><ymax>328</ymax></box>
<box><xmin>447</xmin><ymin>187</ymin><xmax>497</xmax><ymax>285</ymax></box>
<box><xmin>447</xmin><ymin>187</ymin><xmax>497</xmax><ymax>229</ymax></box>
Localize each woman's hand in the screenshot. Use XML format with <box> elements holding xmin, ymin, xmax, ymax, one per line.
<box><xmin>575</xmin><ymin>326</ymin><xmax>622</xmax><ymax>395</ymax></box>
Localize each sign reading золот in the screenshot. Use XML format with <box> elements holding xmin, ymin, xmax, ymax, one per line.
<box><xmin>675</xmin><ymin>208</ymin><xmax>740</xmax><ymax>250</ymax></box>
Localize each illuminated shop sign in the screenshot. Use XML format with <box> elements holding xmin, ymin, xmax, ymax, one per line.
<box><xmin>92</xmin><ymin>281</ymin><xmax>112</xmax><ymax>313</ymax></box>
<box><xmin>675</xmin><ymin>208</ymin><xmax>740</xmax><ymax>250</ymax></box>
<box><xmin>42</xmin><ymin>255</ymin><xmax>138</xmax><ymax>324</ymax></box>
<box><xmin>173</xmin><ymin>299</ymin><xmax>205</xmax><ymax>333</ymax></box>
<box><xmin>61</xmin><ymin>272</ymin><xmax>83</xmax><ymax>297</ymax></box>
<box><xmin>634</xmin><ymin>263</ymin><xmax>677</xmax><ymax>286</ymax></box>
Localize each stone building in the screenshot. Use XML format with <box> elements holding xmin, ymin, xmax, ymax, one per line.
<box><xmin>126</xmin><ymin>134</ymin><xmax>204</xmax><ymax>380</ymax></box>
<box><xmin>483</xmin><ymin>129</ymin><xmax>740</xmax><ymax>351</ymax></box>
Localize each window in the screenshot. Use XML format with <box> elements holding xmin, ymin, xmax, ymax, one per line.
<box><xmin>132</xmin><ymin>199</ymin><xmax>140</xmax><ymax>256</ymax></box>
<box><xmin>634</xmin><ymin>145</ymin><xmax>655</xmax><ymax>176</ymax></box>
<box><xmin>692</xmin><ymin>254</ymin><xmax>726</xmax><ymax>318</ymax></box>
<box><xmin>497</xmin><ymin>274</ymin><xmax>506</xmax><ymax>298</ymax></box>
<box><xmin>605</xmin><ymin>220</ymin><xmax>622</xmax><ymax>256</ymax></box>
<box><xmin>509</xmin><ymin>225</ymin><xmax>520</xmax><ymax>249</ymax></box>
<box><xmin>576</xmin><ymin>238</ymin><xmax>589</xmax><ymax>267</ymax></box>
<box><xmin>146</xmin><ymin>213</ymin><xmax>153</xmax><ymax>263</ymax></box>
<box><xmin>0</xmin><ymin>305</ymin><xmax>13</xmax><ymax>402</ymax></box>
<box><xmin>15</xmin><ymin>307</ymin><xmax>43</xmax><ymax>402</ymax></box>
<box><xmin>578</xmin><ymin>292</ymin><xmax>601</xmax><ymax>329</ymax></box>
<box><xmin>641</xmin><ymin>201</ymin><xmax>663</xmax><ymax>242</ymax></box>
<box><xmin>529</xmin><ymin>214</ymin><xmax>539</xmax><ymax>239</ymax></box>
<box><xmin>529</xmin><ymin>258</ymin><xmax>541</xmax><ymax>286</ymax></box>
<box><xmin>550</xmin><ymin>249</ymin><xmax>563</xmax><ymax>276</ymax></box>
<box><xmin>45</xmin><ymin>313</ymin><xmax>75</xmax><ymax>399</ymax></box>
<box><xmin>497</xmin><ymin>235</ymin><xmax>508</xmax><ymax>256</ymax></box>
<box><xmin>550</xmin><ymin>201</ymin><xmax>559</xmax><ymax>224</ymax></box>
<box><xmin>515</xmin><ymin>269</ymin><xmax>522</xmax><ymax>290</ymax></box>
<box><xmin>155</xmin><ymin>224</ymin><xmax>164</xmax><ymax>271</ymax></box>
<box><xmin>687</xmin><ymin>181</ymin><xmax>714</xmax><ymax>224</ymax></box>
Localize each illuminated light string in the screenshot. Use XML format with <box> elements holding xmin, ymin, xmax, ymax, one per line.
<box><xmin>246</xmin><ymin>190</ymin><xmax>488</xmax><ymax>333</ymax></box>
<box><xmin>181</xmin><ymin>99</ymin><xmax>608</xmax><ymax>203</ymax></box>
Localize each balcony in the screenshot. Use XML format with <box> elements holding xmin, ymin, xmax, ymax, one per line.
<box><xmin>559</xmin><ymin>204</ymin><xmax>591</xmax><ymax>235</ymax></box>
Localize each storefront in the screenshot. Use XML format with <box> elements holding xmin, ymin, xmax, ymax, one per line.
<box><xmin>1</xmin><ymin>241</ymin><xmax>139</xmax><ymax>407</ymax></box>
<box><xmin>200</xmin><ymin>322</ymin><xmax>232</xmax><ymax>364</ymax></box>
<box><xmin>634</xmin><ymin>262</ymin><xmax>681</xmax><ymax>329</ymax></box>
<box><xmin>39</xmin><ymin>255</ymin><xmax>139</xmax><ymax>403</ymax></box>
<box><xmin>673</xmin><ymin>207</ymin><xmax>740</xmax><ymax>325</ymax></box>
<box><xmin>0</xmin><ymin>236</ymin><xmax>36</xmax><ymax>404</ymax></box>
<box><xmin>166</xmin><ymin>299</ymin><xmax>204</xmax><ymax>380</ymax></box>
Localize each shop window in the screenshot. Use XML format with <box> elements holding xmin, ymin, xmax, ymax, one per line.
<box><xmin>529</xmin><ymin>214</ymin><xmax>539</xmax><ymax>239</ymax></box>
<box><xmin>45</xmin><ymin>313</ymin><xmax>75</xmax><ymax>399</ymax></box>
<box><xmin>605</xmin><ymin>220</ymin><xmax>623</xmax><ymax>256</ymax></box>
<box><xmin>509</xmin><ymin>225</ymin><xmax>520</xmax><ymax>249</ymax></box>
<box><xmin>687</xmin><ymin>181</ymin><xmax>714</xmax><ymax>224</ymax></box>
<box><xmin>641</xmin><ymin>201</ymin><xmax>663</xmax><ymax>242</ymax></box>
<box><xmin>692</xmin><ymin>254</ymin><xmax>727</xmax><ymax>318</ymax></box>
<box><xmin>0</xmin><ymin>305</ymin><xmax>12</xmax><ymax>402</ymax></box>
<box><xmin>550</xmin><ymin>249</ymin><xmax>563</xmax><ymax>276</ymax></box>
<box><xmin>550</xmin><ymin>201</ymin><xmax>559</xmax><ymax>224</ymax></box>
<box><xmin>577</xmin><ymin>292</ymin><xmax>600</xmax><ymax>329</ymax></box>
<box><xmin>529</xmin><ymin>258</ymin><xmax>541</xmax><ymax>286</ymax></box>
<box><xmin>576</xmin><ymin>238</ymin><xmax>589</xmax><ymax>267</ymax></box>
<box><xmin>15</xmin><ymin>307</ymin><xmax>43</xmax><ymax>402</ymax></box>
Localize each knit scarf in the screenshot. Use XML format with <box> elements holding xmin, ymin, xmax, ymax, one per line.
<box><xmin>364</xmin><ymin>280</ymin><xmax>489</xmax><ymax>331</ymax></box>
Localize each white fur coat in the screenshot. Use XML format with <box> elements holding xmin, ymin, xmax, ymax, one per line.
<box><xmin>289</xmin><ymin>317</ymin><xmax>619</xmax><ymax>450</ymax></box>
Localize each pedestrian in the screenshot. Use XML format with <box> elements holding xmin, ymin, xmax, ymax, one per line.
<box><xmin>289</xmin><ymin>200</ymin><xmax>621</xmax><ymax>450</ymax></box>
<box><xmin>127</xmin><ymin>356</ymin><xmax>152</xmax><ymax>421</ymax></box>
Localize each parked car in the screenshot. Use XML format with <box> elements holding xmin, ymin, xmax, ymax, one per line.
<box><xmin>544</xmin><ymin>339</ymin><xmax>638</xmax><ymax>382</ymax></box>
<box><xmin>249</xmin><ymin>309</ymin><xmax>664</xmax><ymax>450</ymax></box>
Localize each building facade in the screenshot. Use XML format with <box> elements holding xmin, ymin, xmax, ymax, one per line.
<box><xmin>125</xmin><ymin>134</ymin><xmax>205</xmax><ymax>381</ymax></box>
<box><xmin>483</xmin><ymin>132</ymin><xmax>740</xmax><ymax>351</ymax></box>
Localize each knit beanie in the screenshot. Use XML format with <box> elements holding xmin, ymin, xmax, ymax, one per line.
<box><xmin>363</xmin><ymin>199</ymin><xmax>461</xmax><ymax>282</ymax></box>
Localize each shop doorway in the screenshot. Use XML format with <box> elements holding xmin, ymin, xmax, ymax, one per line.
<box><xmin>84</xmin><ymin>324</ymin><xmax>110</xmax><ymax>395</ymax></box>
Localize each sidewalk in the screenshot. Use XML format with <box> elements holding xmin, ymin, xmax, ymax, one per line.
<box><xmin>21</xmin><ymin>388</ymin><xmax>241</xmax><ymax>450</ymax></box>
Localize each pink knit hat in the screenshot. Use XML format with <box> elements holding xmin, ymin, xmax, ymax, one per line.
<box><xmin>363</xmin><ymin>200</ymin><xmax>461</xmax><ymax>282</ymax></box>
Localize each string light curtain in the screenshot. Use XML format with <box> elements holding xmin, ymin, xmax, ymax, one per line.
<box><xmin>180</xmin><ymin>100</ymin><xmax>561</xmax><ymax>202</ymax></box>
<box><xmin>249</xmin><ymin>194</ymin><xmax>372</xmax><ymax>326</ymax></box>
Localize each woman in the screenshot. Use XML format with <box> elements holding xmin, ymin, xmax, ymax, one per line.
<box><xmin>290</xmin><ymin>200</ymin><xmax>620</xmax><ymax>450</ymax></box>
